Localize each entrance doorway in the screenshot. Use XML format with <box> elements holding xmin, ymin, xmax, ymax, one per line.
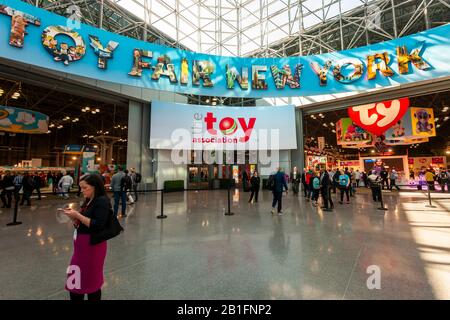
<box><xmin>187</xmin><ymin>165</ymin><xmax>209</xmax><ymax>189</ymax></box>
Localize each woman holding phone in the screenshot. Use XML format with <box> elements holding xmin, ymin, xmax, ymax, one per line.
<box><xmin>63</xmin><ymin>174</ymin><xmax>110</xmax><ymax>301</ymax></box>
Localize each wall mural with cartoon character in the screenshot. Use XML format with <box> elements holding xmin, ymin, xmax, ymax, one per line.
<box><xmin>0</xmin><ymin>105</ymin><xmax>48</xmax><ymax>134</ymax></box>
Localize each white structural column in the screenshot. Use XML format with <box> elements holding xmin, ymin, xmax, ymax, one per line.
<box><xmin>290</xmin><ymin>108</ymin><xmax>305</xmax><ymax>171</ymax></box>
<box><xmin>127</xmin><ymin>100</ymin><xmax>154</xmax><ymax>189</ymax></box>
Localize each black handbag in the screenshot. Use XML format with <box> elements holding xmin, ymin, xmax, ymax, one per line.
<box><xmin>90</xmin><ymin>208</ymin><xmax>124</xmax><ymax>245</ymax></box>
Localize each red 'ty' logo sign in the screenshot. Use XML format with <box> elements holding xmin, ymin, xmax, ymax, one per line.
<box><xmin>348</xmin><ymin>98</ymin><xmax>409</xmax><ymax>136</ymax></box>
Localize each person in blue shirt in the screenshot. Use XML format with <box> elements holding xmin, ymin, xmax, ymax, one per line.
<box><xmin>338</xmin><ymin>170</ymin><xmax>350</xmax><ymax>204</ymax></box>
<box><xmin>270</xmin><ymin>167</ymin><xmax>288</xmax><ymax>215</ymax></box>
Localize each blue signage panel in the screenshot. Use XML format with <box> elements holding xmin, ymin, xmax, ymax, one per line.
<box><xmin>0</xmin><ymin>0</ymin><xmax>449</xmax><ymax>98</ymax></box>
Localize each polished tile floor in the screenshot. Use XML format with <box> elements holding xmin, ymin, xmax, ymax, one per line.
<box><xmin>0</xmin><ymin>188</ymin><xmax>449</xmax><ymax>300</ymax></box>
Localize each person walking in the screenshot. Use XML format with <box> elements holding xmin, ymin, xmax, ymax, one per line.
<box><xmin>59</xmin><ymin>171</ymin><xmax>74</xmax><ymax>199</ymax></box>
<box><xmin>111</xmin><ymin>166</ymin><xmax>127</xmax><ymax>217</ymax></box>
<box><xmin>301</xmin><ymin>169</ymin><xmax>307</xmax><ymax>197</ymax></box>
<box><xmin>389</xmin><ymin>168</ymin><xmax>400</xmax><ymax>191</ymax></box>
<box><xmin>63</xmin><ymin>174</ymin><xmax>113</xmax><ymax>301</ymax></box>
<box><xmin>368</xmin><ymin>170</ymin><xmax>382</xmax><ymax>202</ymax></box>
<box><xmin>122</xmin><ymin>170</ymin><xmax>134</xmax><ymax>205</ymax></box>
<box><xmin>305</xmin><ymin>168</ymin><xmax>314</xmax><ymax>201</ymax></box>
<box><xmin>344</xmin><ymin>168</ymin><xmax>354</xmax><ymax>197</ymax></box>
<box><xmin>380</xmin><ymin>167</ymin><xmax>389</xmax><ymax>190</ymax></box>
<box><xmin>20</xmin><ymin>172</ymin><xmax>34</xmax><ymax>206</ymax></box>
<box><xmin>129</xmin><ymin>168</ymin><xmax>141</xmax><ymax>202</ymax></box>
<box><xmin>338</xmin><ymin>170</ymin><xmax>350</xmax><ymax>204</ymax></box>
<box><xmin>425</xmin><ymin>168</ymin><xmax>436</xmax><ymax>191</ymax></box>
<box><xmin>1</xmin><ymin>171</ymin><xmax>14</xmax><ymax>208</ymax></box>
<box><xmin>437</xmin><ymin>168</ymin><xmax>449</xmax><ymax>193</ymax></box>
<box><xmin>270</xmin><ymin>168</ymin><xmax>288</xmax><ymax>215</ymax></box>
<box><xmin>362</xmin><ymin>171</ymin><xmax>369</xmax><ymax>188</ymax></box>
<box><xmin>54</xmin><ymin>172</ymin><xmax>62</xmax><ymax>195</ymax></box>
<box><xmin>332</xmin><ymin>168</ymin><xmax>340</xmax><ymax>194</ymax></box>
<box><xmin>328</xmin><ymin>169</ymin><xmax>336</xmax><ymax>194</ymax></box>
<box><xmin>33</xmin><ymin>172</ymin><xmax>42</xmax><ymax>200</ymax></box>
<box><xmin>311</xmin><ymin>172</ymin><xmax>321</xmax><ymax>206</ymax></box>
<box><xmin>354</xmin><ymin>170</ymin><xmax>361</xmax><ymax>188</ymax></box>
<box><xmin>321</xmin><ymin>169</ymin><xmax>333</xmax><ymax>211</ymax></box>
<box><xmin>290</xmin><ymin>167</ymin><xmax>300</xmax><ymax>195</ymax></box>
<box><xmin>248</xmin><ymin>170</ymin><xmax>260</xmax><ymax>203</ymax></box>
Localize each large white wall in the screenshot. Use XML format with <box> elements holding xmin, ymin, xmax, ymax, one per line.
<box><xmin>155</xmin><ymin>150</ymin><xmax>188</xmax><ymax>190</ymax></box>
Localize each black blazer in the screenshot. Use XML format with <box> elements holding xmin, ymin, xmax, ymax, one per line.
<box><xmin>77</xmin><ymin>195</ymin><xmax>111</xmax><ymax>235</ymax></box>
<box><xmin>250</xmin><ymin>176</ymin><xmax>260</xmax><ymax>190</ymax></box>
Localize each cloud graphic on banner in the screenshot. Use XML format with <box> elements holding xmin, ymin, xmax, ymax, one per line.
<box><xmin>16</xmin><ymin>111</ymin><xmax>36</xmax><ymax>125</ymax></box>
<box><xmin>0</xmin><ymin>117</ymin><xmax>12</xmax><ymax>127</ymax></box>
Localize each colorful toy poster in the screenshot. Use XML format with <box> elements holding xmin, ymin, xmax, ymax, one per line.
<box><xmin>82</xmin><ymin>152</ymin><xmax>96</xmax><ymax>173</ymax></box>
<box><xmin>385</xmin><ymin>108</ymin><xmax>413</xmax><ymax>140</ymax></box>
<box><xmin>0</xmin><ymin>105</ymin><xmax>48</xmax><ymax>133</ymax></box>
<box><xmin>410</xmin><ymin>107</ymin><xmax>436</xmax><ymax>137</ymax></box>
<box><xmin>336</xmin><ymin>118</ymin><xmax>372</xmax><ymax>145</ymax></box>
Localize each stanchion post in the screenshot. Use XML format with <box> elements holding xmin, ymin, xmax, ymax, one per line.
<box><xmin>7</xmin><ymin>192</ymin><xmax>22</xmax><ymax>226</ymax></box>
<box><xmin>377</xmin><ymin>183</ymin><xmax>388</xmax><ymax>211</ymax></box>
<box><xmin>157</xmin><ymin>189</ymin><xmax>167</xmax><ymax>219</ymax></box>
<box><xmin>425</xmin><ymin>185</ymin><xmax>437</xmax><ymax>208</ymax></box>
<box><xmin>225</xmin><ymin>180</ymin><xmax>234</xmax><ymax>216</ymax></box>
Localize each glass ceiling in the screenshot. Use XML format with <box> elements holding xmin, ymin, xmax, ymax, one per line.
<box><xmin>113</xmin><ymin>0</ymin><xmax>376</xmax><ymax>57</ymax></box>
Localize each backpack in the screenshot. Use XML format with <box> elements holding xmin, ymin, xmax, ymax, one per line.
<box><xmin>339</xmin><ymin>175</ymin><xmax>348</xmax><ymax>187</ymax></box>
<box><xmin>268</xmin><ymin>175</ymin><xmax>275</xmax><ymax>190</ymax></box>
<box><xmin>135</xmin><ymin>172</ymin><xmax>142</xmax><ymax>183</ymax></box>
<box><xmin>440</xmin><ymin>172</ymin><xmax>448</xmax><ymax>181</ymax></box>
<box><xmin>121</xmin><ymin>175</ymin><xmax>132</xmax><ymax>191</ymax></box>
<box><xmin>312</xmin><ymin>177</ymin><xmax>320</xmax><ymax>190</ymax></box>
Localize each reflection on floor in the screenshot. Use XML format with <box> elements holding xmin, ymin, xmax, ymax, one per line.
<box><xmin>0</xmin><ymin>188</ymin><xmax>449</xmax><ymax>300</ymax></box>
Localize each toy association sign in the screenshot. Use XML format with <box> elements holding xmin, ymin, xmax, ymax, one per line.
<box><xmin>1</xmin><ymin>1</ymin><xmax>450</xmax><ymax>98</ymax></box>
<box><xmin>149</xmin><ymin>101</ymin><xmax>297</xmax><ymax>150</ymax></box>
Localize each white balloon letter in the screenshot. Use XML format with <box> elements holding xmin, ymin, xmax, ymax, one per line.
<box><xmin>376</xmin><ymin>100</ymin><xmax>400</xmax><ymax>127</ymax></box>
<box><xmin>352</xmin><ymin>104</ymin><xmax>378</xmax><ymax>125</ymax></box>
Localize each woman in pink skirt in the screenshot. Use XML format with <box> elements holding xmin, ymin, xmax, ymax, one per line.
<box><xmin>63</xmin><ymin>174</ymin><xmax>110</xmax><ymax>301</ymax></box>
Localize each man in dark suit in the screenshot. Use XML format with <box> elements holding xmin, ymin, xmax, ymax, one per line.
<box><xmin>248</xmin><ymin>171</ymin><xmax>260</xmax><ymax>203</ymax></box>
<box><xmin>271</xmin><ymin>167</ymin><xmax>288</xmax><ymax>215</ymax></box>
<box><xmin>320</xmin><ymin>169</ymin><xmax>333</xmax><ymax>211</ymax></box>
